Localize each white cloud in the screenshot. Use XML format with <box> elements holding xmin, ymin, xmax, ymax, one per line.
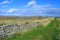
<box><xmin>8</xmin><ymin>8</ymin><xmax>17</xmax><ymax>12</ymax></box>
<box><xmin>25</xmin><ymin>0</ymin><xmax>36</xmax><ymax>7</ymax></box>
<box><xmin>0</xmin><ymin>0</ymin><xmax>10</xmax><ymax>5</ymax></box>
<box><xmin>0</xmin><ymin>0</ymin><xmax>12</xmax><ymax>8</ymax></box>
<box><xmin>25</xmin><ymin>0</ymin><xmax>52</xmax><ymax>8</ymax></box>
<box><xmin>24</xmin><ymin>0</ymin><xmax>52</xmax><ymax>13</ymax></box>
<box><xmin>8</xmin><ymin>8</ymin><xmax>23</xmax><ymax>13</ymax></box>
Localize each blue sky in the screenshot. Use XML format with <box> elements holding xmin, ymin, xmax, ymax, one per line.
<box><xmin>0</xmin><ymin>0</ymin><xmax>60</xmax><ymax>16</ymax></box>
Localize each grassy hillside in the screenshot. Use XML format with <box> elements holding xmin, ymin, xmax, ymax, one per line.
<box><xmin>1</xmin><ymin>18</ymin><xmax>58</xmax><ymax>40</ymax></box>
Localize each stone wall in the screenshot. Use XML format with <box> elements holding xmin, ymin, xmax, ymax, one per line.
<box><xmin>0</xmin><ymin>22</ymin><xmax>42</xmax><ymax>37</ymax></box>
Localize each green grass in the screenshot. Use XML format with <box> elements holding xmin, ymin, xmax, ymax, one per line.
<box><xmin>2</xmin><ymin>19</ymin><xmax>57</xmax><ymax>40</ymax></box>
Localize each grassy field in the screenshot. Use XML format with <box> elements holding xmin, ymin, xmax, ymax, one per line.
<box><xmin>0</xmin><ymin>17</ymin><xmax>53</xmax><ymax>27</ymax></box>
<box><xmin>1</xmin><ymin>18</ymin><xmax>59</xmax><ymax>40</ymax></box>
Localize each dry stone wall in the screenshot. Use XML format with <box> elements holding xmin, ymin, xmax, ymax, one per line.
<box><xmin>0</xmin><ymin>22</ymin><xmax>42</xmax><ymax>38</ymax></box>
